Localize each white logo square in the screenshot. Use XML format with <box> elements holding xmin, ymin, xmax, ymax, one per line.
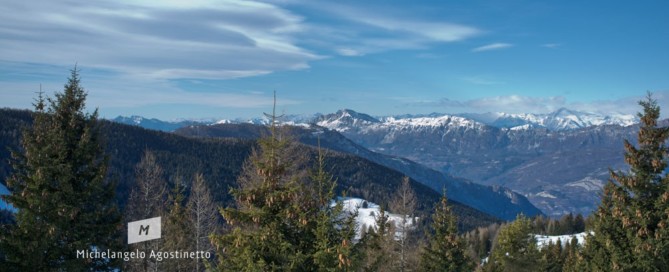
<box><xmin>128</xmin><ymin>217</ymin><xmax>161</xmax><ymax>244</ymax></box>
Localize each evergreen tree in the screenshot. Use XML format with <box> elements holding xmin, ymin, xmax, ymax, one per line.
<box><xmin>540</xmin><ymin>239</ymin><xmax>563</xmax><ymax>272</ymax></box>
<box><xmin>573</xmin><ymin>214</ymin><xmax>586</xmax><ymax>234</ymax></box>
<box><xmin>562</xmin><ymin>236</ymin><xmax>584</xmax><ymax>272</ymax></box>
<box><xmin>210</xmin><ymin>96</ymin><xmax>314</xmax><ymax>271</ymax></box>
<box><xmin>358</xmin><ymin>206</ymin><xmax>394</xmax><ymax>272</ymax></box>
<box><xmin>486</xmin><ymin>214</ymin><xmax>541</xmax><ymax>272</ymax></box>
<box><xmin>581</xmin><ymin>94</ymin><xmax>669</xmax><ymax>271</ymax></box>
<box><xmin>419</xmin><ymin>193</ymin><xmax>473</xmax><ymax>272</ymax></box>
<box><xmin>0</xmin><ymin>69</ymin><xmax>121</xmax><ymax>270</ymax></box>
<box><xmin>311</xmin><ymin>144</ymin><xmax>357</xmax><ymax>272</ymax></box>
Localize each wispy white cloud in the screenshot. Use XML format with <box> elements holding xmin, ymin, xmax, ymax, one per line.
<box><xmin>466</xmin><ymin>95</ymin><xmax>565</xmax><ymax>112</ymax></box>
<box><xmin>404</xmin><ymin>92</ymin><xmax>669</xmax><ymax>117</ymax></box>
<box><xmin>404</xmin><ymin>95</ymin><xmax>565</xmax><ymax>113</ymax></box>
<box><xmin>569</xmin><ymin>91</ymin><xmax>669</xmax><ymax>117</ymax></box>
<box><xmin>0</xmin><ymin>0</ymin><xmax>319</xmax><ymax>80</ymax></box>
<box><xmin>336</xmin><ymin>48</ymin><xmax>364</xmax><ymax>57</ymax></box>
<box><xmin>0</xmin><ymin>0</ymin><xmax>487</xmax><ymax>117</ymax></box>
<box><xmin>352</xmin><ymin>14</ymin><xmax>480</xmax><ymax>43</ymax></box>
<box><xmin>472</xmin><ymin>43</ymin><xmax>513</xmax><ymax>52</ymax></box>
<box><xmin>292</xmin><ymin>1</ymin><xmax>481</xmax><ymax>56</ymax></box>
<box><xmin>0</xmin><ymin>0</ymin><xmax>484</xmax><ymax>80</ymax></box>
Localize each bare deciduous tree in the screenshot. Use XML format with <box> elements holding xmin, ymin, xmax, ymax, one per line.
<box><xmin>391</xmin><ymin>177</ymin><xmax>417</xmax><ymax>272</ymax></box>
<box><xmin>187</xmin><ymin>173</ymin><xmax>219</xmax><ymax>272</ymax></box>
<box><xmin>126</xmin><ymin>150</ymin><xmax>167</xmax><ymax>272</ymax></box>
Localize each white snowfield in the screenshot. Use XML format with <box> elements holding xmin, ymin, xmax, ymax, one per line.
<box><xmin>535</xmin><ymin>232</ymin><xmax>589</xmax><ymax>249</ymax></box>
<box><xmin>338</xmin><ymin>197</ymin><xmax>417</xmax><ymax>240</ymax></box>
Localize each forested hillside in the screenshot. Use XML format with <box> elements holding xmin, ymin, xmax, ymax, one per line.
<box><xmin>0</xmin><ymin>108</ymin><xmax>498</xmax><ymax>231</ymax></box>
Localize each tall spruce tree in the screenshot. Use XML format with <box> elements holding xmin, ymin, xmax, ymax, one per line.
<box><xmin>419</xmin><ymin>193</ymin><xmax>473</xmax><ymax>272</ymax></box>
<box><xmin>0</xmin><ymin>68</ymin><xmax>121</xmax><ymax>271</ymax></box>
<box><xmin>311</xmin><ymin>144</ymin><xmax>357</xmax><ymax>272</ymax></box>
<box><xmin>210</xmin><ymin>95</ymin><xmax>313</xmax><ymax>271</ymax></box>
<box><xmin>581</xmin><ymin>94</ymin><xmax>669</xmax><ymax>271</ymax></box>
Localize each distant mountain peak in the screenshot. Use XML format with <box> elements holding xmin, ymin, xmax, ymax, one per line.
<box><xmin>335</xmin><ymin>109</ymin><xmax>380</xmax><ymax>123</ymax></box>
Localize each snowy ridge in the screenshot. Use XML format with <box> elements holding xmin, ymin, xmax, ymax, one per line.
<box><xmin>317</xmin><ymin>108</ymin><xmax>636</xmax><ymax>134</ymax></box>
<box><xmin>318</xmin><ymin>109</ymin><xmax>486</xmax><ymax>133</ymax></box>
<box><xmin>483</xmin><ymin>108</ymin><xmax>637</xmax><ymax>131</ymax></box>
<box><xmin>381</xmin><ymin>115</ymin><xmax>483</xmax><ymax>129</ymax></box>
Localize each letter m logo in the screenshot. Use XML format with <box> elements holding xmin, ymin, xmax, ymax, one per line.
<box><xmin>128</xmin><ymin>217</ymin><xmax>161</xmax><ymax>244</ymax></box>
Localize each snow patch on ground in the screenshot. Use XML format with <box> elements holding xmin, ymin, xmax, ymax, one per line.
<box><xmin>535</xmin><ymin>232</ymin><xmax>588</xmax><ymax>249</ymax></box>
<box><xmin>535</xmin><ymin>191</ymin><xmax>557</xmax><ymax>199</ymax></box>
<box><xmin>565</xmin><ymin>177</ymin><xmax>604</xmax><ymax>191</ymax></box>
<box><xmin>339</xmin><ymin>197</ymin><xmax>416</xmax><ymax>240</ymax></box>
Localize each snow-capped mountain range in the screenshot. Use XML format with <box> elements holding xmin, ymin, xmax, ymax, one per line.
<box><xmin>316</xmin><ymin>108</ymin><xmax>637</xmax><ymax>132</ymax></box>
<box><xmin>113</xmin><ymin>108</ymin><xmax>638</xmax><ymax>132</ymax></box>
<box><xmin>462</xmin><ymin>108</ymin><xmax>637</xmax><ymax>131</ymax></box>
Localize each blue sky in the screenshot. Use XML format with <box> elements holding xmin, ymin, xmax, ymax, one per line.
<box><xmin>1</xmin><ymin>0</ymin><xmax>668</xmax><ymax>120</ymax></box>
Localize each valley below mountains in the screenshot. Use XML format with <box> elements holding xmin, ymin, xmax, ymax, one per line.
<box><xmin>317</xmin><ymin>109</ymin><xmax>642</xmax><ymax>216</ymax></box>
<box><xmin>114</xmin><ymin>107</ymin><xmax>649</xmax><ymax>217</ymax></box>
<box><xmin>175</xmin><ymin>123</ymin><xmax>542</xmax><ymax>220</ymax></box>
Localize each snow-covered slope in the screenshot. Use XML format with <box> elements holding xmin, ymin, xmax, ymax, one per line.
<box><xmin>339</xmin><ymin>197</ymin><xmax>416</xmax><ymax>240</ymax></box>
<box><xmin>535</xmin><ymin>232</ymin><xmax>588</xmax><ymax>248</ymax></box>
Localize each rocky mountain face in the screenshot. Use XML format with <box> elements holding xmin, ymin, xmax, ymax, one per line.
<box><xmin>176</xmin><ymin>123</ymin><xmax>543</xmax><ymax>220</ymax></box>
<box><xmin>317</xmin><ymin>109</ymin><xmax>644</xmax><ymax>217</ymax></box>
